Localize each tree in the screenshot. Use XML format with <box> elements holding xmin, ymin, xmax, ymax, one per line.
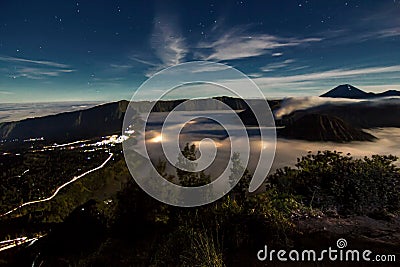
<box><xmin>176</xmin><ymin>143</ymin><xmax>211</xmax><ymax>187</ymax></box>
<box><xmin>228</xmin><ymin>152</ymin><xmax>252</xmax><ymax>204</ymax></box>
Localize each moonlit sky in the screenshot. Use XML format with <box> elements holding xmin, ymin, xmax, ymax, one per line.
<box><xmin>0</xmin><ymin>0</ymin><xmax>400</xmax><ymax>103</ymax></box>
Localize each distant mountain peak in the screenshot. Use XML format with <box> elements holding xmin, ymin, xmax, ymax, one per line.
<box><xmin>321</xmin><ymin>84</ymin><xmax>400</xmax><ymax>99</ymax></box>
<box><xmin>320</xmin><ymin>84</ymin><xmax>368</xmax><ymax>99</ymax></box>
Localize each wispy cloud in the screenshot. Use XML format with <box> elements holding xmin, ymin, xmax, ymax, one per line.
<box><xmin>197</xmin><ymin>26</ymin><xmax>322</xmax><ymax>61</ymax></box>
<box><xmin>254</xmin><ymin>65</ymin><xmax>400</xmax><ymax>85</ymax></box>
<box><xmin>129</xmin><ymin>56</ymin><xmax>158</xmax><ymax>67</ymax></box>
<box><xmin>0</xmin><ymin>55</ymin><xmax>74</xmax><ymax>80</ymax></box>
<box><xmin>215</xmin><ymin>64</ymin><xmax>400</xmax><ymax>98</ymax></box>
<box><xmin>358</xmin><ymin>84</ymin><xmax>400</xmax><ymax>92</ymax></box>
<box><xmin>319</xmin><ymin>5</ymin><xmax>400</xmax><ymax>44</ymax></box>
<box><xmin>358</xmin><ymin>4</ymin><xmax>400</xmax><ymax>40</ymax></box>
<box><xmin>151</xmin><ymin>24</ymin><xmax>187</xmax><ymax>66</ymax></box>
<box><xmin>0</xmin><ymin>90</ymin><xmax>14</xmax><ymax>95</ymax></box>
<box><xmin>373</xmin><ymin>24</ymin><xmax>400</xmax><ymax>38</ymax></box>
<box><xmin>188</xmin><ymin>62</ymin><xmax>231</xmax><ymax>73</ymax></box>
<box><xmin>10</xmin><ymin>67</ymin><xmax>74</xmax><ymax>80</ymax></box>
<box><xmin>0</xmin><ymin>55</ymin><xmax>70</xmax><ymax>68</ymax></box>
<box><xmin>145</xmin><ymin>14</ymin><xmax>187</xmax><ymax>76</ymax></box>
<box><xmin>324</xmin><ymin>26</ymin><xmax>400</xmax><ymax>45</ymax></box>
<box><xmin>93</xmin><ymin>77</ymin><xmax>124</xmax><ymax>82</ymax></box>
<box><xmin>132</xmin><ymin>17</ymin><xmax>321</xmax><ymax>77</ymax></box>
<box><xmin>109</xmin><ymin>64</ymin><xmax>134</xmax><ymax>70</ymax></box>
<box><xmin>133</xmin><ymin>18</ymin><xmax>322</xmax><ymax>72</ymax></box>
<box><xmin>261</xmin><ymin>59</ymin><xmax>295</xmax><ymax>72</ymax></box>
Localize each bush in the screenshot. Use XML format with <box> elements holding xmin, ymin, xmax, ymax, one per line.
<box><xmin>269</xmin><ymin>151</ymin><xmax>400</xmax><ymax>215</ymax></box>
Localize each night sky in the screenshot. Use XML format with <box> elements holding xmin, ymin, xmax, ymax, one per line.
<box><xmin>0</xmin><ymin>0</ymin><xmax>399</xmax><ymax>102</ymax></box>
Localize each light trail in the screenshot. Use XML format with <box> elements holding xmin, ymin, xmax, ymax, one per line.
<box><xmin>44</xmin><ymin>139</ymin><xmax>90</xmax><ymax>148</ymax></box>
<box><xmin>0</xmin><ymin>236</ymin><xmax>42</xmax><ymax>252</ymax></box>
<box><xmin>0</xmin><ymin>153</ymin><xmax>113</xmax><ymax>218</ymax></box>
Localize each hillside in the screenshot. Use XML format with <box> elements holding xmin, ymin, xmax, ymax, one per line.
<box><xmin>279</xmin><ymin>113</ymin><xmax>376</xmax><ymax>142</ymax></box>
<box><xmin>0</xmin><ymin>97</ymin><xmax>275</xmax><ymax>143</ymax></box>
<box><xmin>0</xmin><ymin>101</ymin><xmax>129</xmax><ymax>142</ymax></box>
<box><xmin>282</xmin><ymin>100</ymin><xmax>400</xmax><ymax>129</ymax></box>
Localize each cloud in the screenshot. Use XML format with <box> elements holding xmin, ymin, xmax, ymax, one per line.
<box><xmin>369</xmin><ymin>27</ymin><xmax>400</xmax><ymax>39</ymax></box>
<box><xmin>0</xmin><ymin>90</ymin><xmax>14</xmax><ymax>95</ymax></box>
<box><xmin>253</xmin><ymin>65</ymin><xmax>400</xmax><ymax>85</ymax></box>
<box><xmin>146</xmin><ymin>14</ymin><xmax>187</xmax><ymax>76</ymax></box>
<box><xmin>134</xmin><ymin>18</ymin><xmax>320</xmax><ymax>77</ymax></box>
<box><xmin>0</xmin><ymin>101</ymin><xmax>103</xmax><ymax>122</ymax></box>
<box><xmin>0</xmin><ymin>55</ymin><xmax>74</xmax><ymax>80</ymax></box>
<box><xmin>356</xmin><ymin>4</ymin><xmax>400</xmax><ymax>40</ymax></box>
<box><xmin>109</xmin><ymin>64</ymin><xmax>134</xmax><ymax>70</ymax></box>
<box><xmin>197</xmin><ymin>26</ymin><xmax>322</xmax><ymax>61</ymax></box>
<box><xmin>10</xmin><ymin>67</ymin><xmax>75</xmax><ymax>80</ymax></box>
<box><xmin>288</xmin><ymin>65</ymin><xmax>309</xmax><ymax>71</ymax></box>
<box><xmin>318</xmin><ymin>5</ymin><xmax>400</xmax><ymax>44</ymax></box>
<box><xmin>214</xmin><ymin>64</ymin><xmax>400</xmax><ymax>98</ymax></box>
<box><xmin>326</xmin><ymin>27</ymin><xmax>400</xmax><ymax>44</ymax></box>
<box><xmin>129</xmin><ymin>56</ymin><xmax>158</xmax><ymax>67</ymax></box>
<box><xmin>274</xmin><ymin>128</ymin><xmax>400</xmax><ymax>171</ymax></box>
<box><xmin>186</xmin><ymin>61</ymin><xmax>231</xmax><ymax>73</ymax></box>
<box><xmin>274</xmin><ymin>96</ymin><xmax>400</xmax><ymax>119</ymax></box>
<box><xmin>359</xmin><ymin>84</ymin><xmax>400</xmax><ymax>91</ymax></box>
<box><xmin>0</xmin><ymin>55</ymin><xmax>70</xmax><ymax>68</ymax></box>
<box><xmin>274</xmin><ymin>96</ymin><xmax>361</xmax><ymax>118</ymax></box>
<box><xmin>151</xmin><ymin>28</ymin><xmax>186</xmax><ymax>66</ymax></box>
<box><xmin>261</xmin><ymin>59</ymin><xmax>295</xmax><ymax>72</ymax></box>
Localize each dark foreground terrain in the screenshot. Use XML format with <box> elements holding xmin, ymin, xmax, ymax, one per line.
<box><xmin>1</xmin><ymin>94</ymin><xmax>400</xmax><ymax>265</ymax></box>
<box><xmin>1</xmin><ymin>139</ymin><xmax>400</xmax><ymax>266</ymax></box>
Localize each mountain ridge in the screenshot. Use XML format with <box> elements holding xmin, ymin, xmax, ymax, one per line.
<box><xmin>0</xmin><ymin>92</ymin><xmax>393</xmax><ymax>144</ymax></box>
<box><xmin>0</xmin><ymin>97</ymin><xmax>255</xmax><ymax>143</ymax></box>
<box><xmin>320</xmin><ymin>84</ymin><xmax>400</xmax><ymax>99</ymax></box>
<box><xmin>0</xmin><ymin>100</ymin><xmax>129</xmax><ymax>142</ymax></box>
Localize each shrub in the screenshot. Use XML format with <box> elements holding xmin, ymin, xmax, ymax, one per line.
<box><xmin>269</xmin><ymin>151</ymin><xmax>400</xmax><ymax>215</ymax></box>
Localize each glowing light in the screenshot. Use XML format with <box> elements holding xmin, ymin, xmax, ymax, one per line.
<box><xmin>150</xmin><ymin>134</ymin><xmax>163</xmax><ymax>143</ymax></box>
<box><xmin>260</xmin><ymin>141</ymin><xmax>270</xmax><ymax>150</ymax></box>
<box><xmin>192</xmin><ymin>139</ymin><xmax>222</xmax><ymax>148</ymax></box>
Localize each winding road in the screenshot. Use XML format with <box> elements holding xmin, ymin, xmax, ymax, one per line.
<box><xmin>0</xmin><ymin>152</ymin><xmax>114</xmax><ymax>218</ymax></box>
